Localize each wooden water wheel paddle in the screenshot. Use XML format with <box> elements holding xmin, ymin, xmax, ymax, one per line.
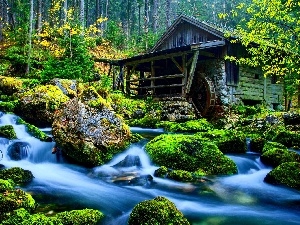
<box><xmin>190</xmin><ymin>76</ymin><xmax>216</xmax><ymax>116</ymax></box>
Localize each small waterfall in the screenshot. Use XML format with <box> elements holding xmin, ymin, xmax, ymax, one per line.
<box><xmin>246</xmin><ymin>137</ymin><xmax>251</xmax><ymax>152</ymax></box>
<box><xmin>228</xmin><ymin>154</ymin><xmax>267</xmax><ymax>174</ymax></box>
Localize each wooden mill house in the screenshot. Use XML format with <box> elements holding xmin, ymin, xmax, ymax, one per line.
<box><xmin>100</xmin><ymin>15</ymin><xmax>283</xmax><ymax>116</ymax></box>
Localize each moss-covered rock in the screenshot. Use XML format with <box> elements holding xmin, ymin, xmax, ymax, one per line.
<box><xmin>16</xmin><ymin>118</ymin><xmax>52</xmax><ymax>142</ymax></box>
<box><xmin>0</xmin><ymin>189</ymin><xmax>36</xmax><ymax>218</ymax></box>
<box><xmin>0</xmin><ymin>101</ymin><xmax>19</xmax><ymax>113</ymax></box>
<box><xmin>0</xmin><ymin>179</ymin><xmax>15</xmax><ymax>192</ymax></box>
<box><xmin>20</xmin><ymin>213</ymin><xmax>62</xmax><ymax>225</ymax></box>
<box><xmin>56</xmin><ymin>209</ymin><xmax>104</xmax><ymax>225</ymax></box>
<box><xmin>264</xmin><ymin>162</ymin><xmax>300</xmax><ymax>190</ymax></box>
<box><xmin>272</xmin><ymin>130</ymin><xmax>300</xmax><ymax>148</ymax></box>
<box><xmin>158</xmin><ymin>119</ymin><xmax>213</xmax><ymax>133</ymax></box>
<box><xmin>0</xmin><ymin>76</ymin><xmax>23</xmax><ymax>95</ymax></box>
<box><xmin>48</xmin><ymin>78</ymin><xmax>78</xmax><ymax>98</ymax></box>
<box><xmin>198</xmin><ymin>129</ymin><xmax>247</xmax><ymax>154</ymax></box>
<box><xmin>128</xmin><ymin>114</ymin><xmax>161</xmax><ymax>128</ymax></box>
<box><xmin>0</xmin><ymin>167</ymin><xmax>34</xmax><ymax>184</ymax></box>
<box><xmin>260</xmin><ymin>148</ymin><xmax>300</xmax><ymax>167</ymax></box>
<box><xmin>15</xmin><ymin>85</ymin><xmax>69</xmax><ymax>126</ymax></box>
<box><xmin>0</xmin><ymin>125</ymin><xmax>17</xmax><ymax>139</ymax></box>
<box><xmin>248</xmin><ymin>134</ymin><xmax>266</xmax><ymax>153</ymax></box>
<box><xmin>1</xmin><ymin>208</ymin><xmax>32</xmax><ymax>225</ymax></box>
<box><xmin>145</xmin><ymin>134</ymin><xmax>237</xmax><ymax>175</ymax></box>
<box><xmin>128</xmin><ymin>196</ymin><xmax>190</xmax><ymax>225</ymax></box>
<box><xmin>52</xmin><ymin>98</ymin><xmax>131</xmax><ymax>167</ymax></box>
<box><xmin>167</xmin><ymin>170</ymin><xmax>194</xmax><ymax>182</ymax></box>
<box><xmin>154</xmin><ymin>166</ymin><xmax>170</xmax><ymax>178</ymax></box>
<box><xmin>262</xmin><ymin>142</ymin><xmax>287</xmax><ymax>154</ymax></box>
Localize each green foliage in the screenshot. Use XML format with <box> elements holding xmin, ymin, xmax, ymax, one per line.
<box><xmin>260</xmin><ymin>148</ymin><xmax>300</xmax><ymax>167</ymax></box>
<box><xmin>20</xmin><ymin>213</ymin><xmax>62</xmax><ymax>225</ymax></box>
<box><xmin>262</xmin><ymin>142</ymin><xmax>287</xmax><ymax>154</ymax></box>
<box><xmin>228</xmin><ymin>0</ymin><xmax>300</xmax><ymax>99</ymax></box>
<box><xmin>128</xmin><ymin>196</ymin><xmax>190</xmax><ymax>225</ymax></box>
<box><xmin>0</xmin><ymin>179</ymin><xmax>15</xmax><ymax>192</ymax></box>
<box><xmin>158</xmin><ymin>119</ymin><xmax>213</xmax><ymax>133</ymax></box>
<box><xmin>16</xmin><ymin>118</ymin><xmax>52</xmax><ymax>142</ymax></box>
<box><xmin>105</xmin><ymin>21</ymin><xmax>126</xmax><ymax>49</ymax></box>
<box><xmin>145</xmin><ymin>134</ymin><xmax>237</xmax><ymax>175</ymax></box>
<box><xmin>248</xmin><ymin>133</ymin><xmax>266</xmax><ymax>153</ymax></box>
<box><xmin>272</xmin><ymin>130</ymin><xmax>300</xmax><ymax>148</ymax></box>
<box><xmin>0</xmin><ymin>125</ymin><xmax>17</xmax><ymax>139</ymax></box>
<box><xmin>154</xmin><ymin>166</ymin><xmax>169</xmax><ymax>178</ymax></box>
<box><xmin>264</xmin><ymin>162</ymin><xmax>300</xmax><ymax>190</ymax></box>
<box><xmin>0</xmin><ymin>76</ymin><xmax>23</xmax><ymax>95</ymax></box>
<box><xmin>55</xmin><ymin>209</ymin><xmax>104</xmax><ymax>225</ymax></box>
<box><xmin>0</xmin><ymin>101</ymin><xmax>19</xmax><ymax>113</ymax></box>
<box><xmin>197</xmin><ymin>129</ymin><xmax>247</xmax><ymax>153</ymax></box>
<box><xmin>0</xmin><ymin>167</ymin><xmax>34</xmax><ymax>184</ymax></box>
<box><xmin>233</xmin><ymin>105</ymin><xmax>260</xmax><ymax>118</ymax></box>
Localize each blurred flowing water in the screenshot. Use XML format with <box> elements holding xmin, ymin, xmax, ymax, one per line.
<box><xmin>0</xmin><ymin>112</ymin><xmax>299</xmax><ymax>225</ymax></box>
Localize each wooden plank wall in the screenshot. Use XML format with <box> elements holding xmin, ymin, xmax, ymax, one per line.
<box><xmin>158</xmin><ymin>22</ymin><xmax>221</xmax><ymax>51</ymax></box>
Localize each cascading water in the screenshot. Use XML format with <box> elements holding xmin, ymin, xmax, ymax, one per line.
<box><xmin>0</xmin><ymin>111</ymin><xmax>300</xmax><ymax>225</ymax></box>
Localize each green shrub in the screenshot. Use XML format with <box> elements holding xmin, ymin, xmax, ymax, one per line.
<box><xmin>0</xmin><ymin>125</ymin><xmax>17</xmax><ymax>139</ymax></box>
<box><xmin>128</xmin><ymin>196</ymin><xmax>190</xmax><ymax>225</ymax></box>
<box><xmin>264</xmin><ymin>162</ymin><xmax>300</xmax><ymax>190</ymax></box>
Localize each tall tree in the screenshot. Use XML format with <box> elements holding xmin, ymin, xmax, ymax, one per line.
<box><xmin>80</xmin><ymin>0</ymin><xmax>85</xmax><ymax>30</ymax></box>
<box><xmin>26</xmin><ymin>0</ymin><xmax>34</xmax><ymax>74</ymax></box>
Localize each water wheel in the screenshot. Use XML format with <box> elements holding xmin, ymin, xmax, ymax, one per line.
<box><xmin>189</xmin><ymin>76</ymin><xmax>216</xmax><ymax>116</ymax></box>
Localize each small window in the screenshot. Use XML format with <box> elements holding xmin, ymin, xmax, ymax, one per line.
<box><xmin>271</xmin><ymin>75</ymin><xmax>277</xmax><ymax>84</ymax></box>
<box><xmin>254</xmin><ymin>74</ymin><xmax>259</xmax><ymax>79</ymax></box>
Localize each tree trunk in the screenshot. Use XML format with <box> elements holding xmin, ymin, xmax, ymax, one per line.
<box><xmin>63</xmin><ymin>0</ymin><xmax>68</xmax><ymax>24</ymax></box>
<box><xmin>104</xmin><ymin>0</ymin><xmax>109</xmax><ymax>30</ymax></box>
<box><xmin>26</xmin><ymin>0</ymin><xmax>34</xmax><ymax>74</ymax></box>
<box><xmin>152</xmin><ymin>0</ymin><xmax>158</xmax><ymax>33</ymax></box>
<box><xmin>37</xmin><ymin>0</ymin><xmax>42</xmax><ymax>36</ymax></box>
<box><xmin>0</xmin><ymin>0</ymin><xmax>3</xmax><ymax>41</ymax></box>
<box><xmin>80</xmin><ymin>0</ymin><xmax>85</xmax><ymax>30</ymax></box>
<box><xmin>166</xmin><ymin>0</ymin><xmax>171</xmax><ymax>27</ymax></box>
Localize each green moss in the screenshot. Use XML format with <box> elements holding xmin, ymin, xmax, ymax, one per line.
<box><xmin>248</xmin><ymin>134</ymin><xmax>266</xmax><ymax>153</ymax></box>
<box><xmin>197</xmin><ymin>129</ymin><xmax>247</xmax><ymax>153</ymax></box>
<box><xmin>87</xmin><ymin>97</ymin><xmax>112</xmax><ymax>110</ymax></box>
<box><xmin>0</xmin><ymin>76</ymin><xmax>23</xmax><ymax>95</ymax></box>
<box><xmin>260</xmin><ymin>148</ymin><xmax>300</xmax><ymax>167</ymax></box>
<box><xmin>128</xmin><ymin>196</ymin><xmax>190</xmax><ymax>225</ymax></box>
<box><xmin>0</xmin><ymin>189</ymin><xmax>36</xmax><ymax>215</ymax></box>
<box><xmin>158</xmin><ymin>119</ymin><xmax>213</xmax><ymax>133</ymax></box>
<box><xmin>21</xmin><ymin>213</ymin><xmax>62</xmax><ymax>225</ymax></box>
<box><xmin>167</xmin><ymin>170</ymin><xmax>194</xmax><ymax>182</ymax></box>
<box><xmin>16</xmin><ymin>118</ymin><xmax>52</xmax><ymax>142</ymax></box>
<box><xmin>264</xmin><ymin>162</ymin><xmax>300</xmax><ymax>190</ymax></box>
<box><xmin>262</xmin><ymin>142</ymin><xmax>287</xmax><ymax>154</ymax></box>
<box><xmin>0</xmin><ymin>167</ymin><xmax>34</xmax><ymax>184</ymax></box>
<box><xmin>0</xmin><ymin>125</ymin><xmax>17</xmax><ymax>139</ymax></box>
<box><xmin>128</xmin><ymin>114</ymin><xmax>161</xmax><ymax>128</ymax></box>
<box><xmin>0</xmin><ymin>179</ymin><xmax>15</xmax><ymax>192</ymax></box>
<box><xmin>55</xmin><ymin>209</ymin><xmax>104</xmax><ymax>225</ymax></box>
<box><xmin>272</xmin><ymin>130</ymin><xmax>300</xmax><ymax>148</ymax></box>
<box><xmin>0</xmin><ymin>101</ymin><xmax>19</xmax><ymax>112</ymax></box>
<box><xmin>1</xmin><ymin>208</ymin><xmax>32</xmax><ymax>225</ymax></box>
<box><xmin>145</xmin><ymin>134</ymin><xmax>237</xmax><ymax>175</ymax></box>
<box><xmin>154</xmin><ymin>166</ymin><xmax>170</xmax><ymax>178</ymax></box>
<box><xmin>129</xmin><ymin>133</ymin><xmax>144</xmax><ymax>143</ymax></box>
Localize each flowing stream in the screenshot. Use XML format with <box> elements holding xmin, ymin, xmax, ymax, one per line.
<box><xmin>0</xmin><ymin>112</ymin><xmax>300</xmax><ymax>225</ymax></box>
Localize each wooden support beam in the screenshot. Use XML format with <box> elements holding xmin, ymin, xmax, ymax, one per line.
<box><xmin>171</xmin><ymin>57</ymin><xmax>183</xmax><ymax>73</ymax></box>
<box><xmin>131</xmin><ymin>83</ymin><xmax>184</xmax><ymax>90</ymax></box>
<box><xmin>182</xmin><ymin>55</ymin><xmax>188</xmax><ymax>95</ymax></box>
<box><xmin>186</xmin><ymin>50</ymin><xmax>200</xmax><ymax>94</ymax></box>
<box><xmin>126</xmin><ymin>66</ymin><xmax>131</xmax><ymax>96</ymax></box>
<box><xmin>126</xmin><ymin>74</ymin><xmax>184</xmax><ymax>82</ymax></box>
<box><xmin>112</xmin><ymin>66</ymin><xmax>116</xmax><ymax>90</ymax></box>
<box><xmin>151</xmin><ymin>61</ymin><xmax>155</xmax><ymax>94</ymax></box>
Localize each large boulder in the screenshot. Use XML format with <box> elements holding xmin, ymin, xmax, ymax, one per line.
<box><xmin>264</xmin><ymin>162</ymin><xmax>300</xmax><ymax>190</ymax></box>
<box><xmin>145</xmin><ymin>134</ymin><xmax>237</xmax><ymax>175</ymax></box>
<box><xmin>52</xmin><ymin>98</ymin><xmax>131</xmax><ymax>167</ymax></box>
<box><xmin>0</xmin><ymin>125</ymin><xmax>17</xmax><ymax>140</ymax></box>
<box><xmin>260</xmin><ymin>148</ymin><xmax>300</xmax><ymax>167</ymax></box>
<box><xmin>15</xmin><ymin>85</ymin><xmax>69</xmax><ymax>126</ymax></box>
<box><xmin>7</xmin><ymin>141</ymin><xmax>31</xmax><ymax>161</ymax></box>
<box><xmin>128</xmin><ymin>196</ymin><xmax>190</xmax><ymax>225</ymax></box>
<box><xmin>48</xmin><ymin>78</ymin><xmax>78</xmax><ymax>98</ymax></box>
